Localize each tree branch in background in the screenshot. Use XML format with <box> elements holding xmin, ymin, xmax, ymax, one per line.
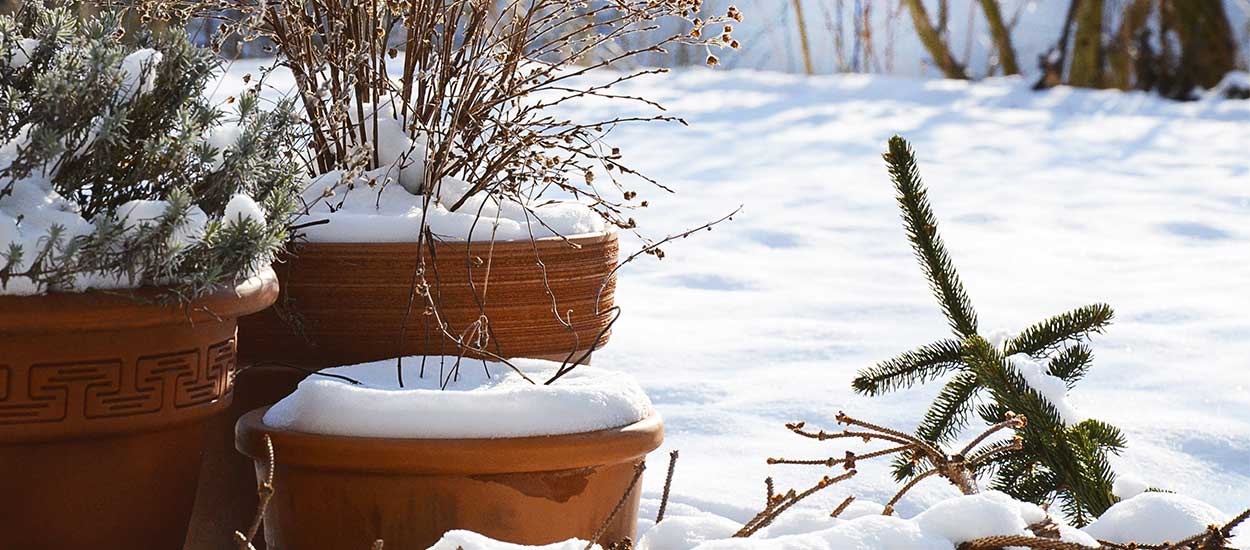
<box><xmin>901</xmin><ymin>0</ymin><xmax>967</xmax><ymax>79</ymax></box>
<box><xmin>976</xmin><ymin>0</ymin><xmax>1019</xmax><ymax>75</ymax></box>
<box><xmin>791</xmin><ymin>0</ymin><xmax>814</xmax><ymax>75</ymax></box>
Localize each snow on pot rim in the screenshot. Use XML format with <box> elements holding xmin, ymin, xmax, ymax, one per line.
<box><xmin>297</xmin><ymin>170</ymin><xmax>609</xmax><ymax>243</ymax></box>
<box><xmin>263</xmin><ymin>357</ymin><xmax>653</xmax><ymax>439</ymax></box>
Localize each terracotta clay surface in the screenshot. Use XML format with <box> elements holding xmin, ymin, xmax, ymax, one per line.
<box><xmin>237</xmin><ymin>231</ymin><xmax>619</xmax><ymax>369</ymax></box>
<box><xmin>236</xmin><ymin>407</ymin><xmax>662</xmax><ymax>550</ymax></box>
<box><xmin>0</xmin><ymin>271</ymin><xmax>278</xmax><ymax>550</ymax></box>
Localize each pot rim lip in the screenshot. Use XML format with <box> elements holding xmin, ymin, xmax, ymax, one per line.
<box><xmin>289</xmin><ymin>228</ymin><xmax>617</xmax><ymax>249</ymax></box>
<box><xmin>0</xmin><ymin>267</ymin><xmax>279</xmax><ymax>333</ymax></box>
<box><xmin>236</xmin><ymin>406</ymin><xmax>663</xmax><ymax>475</ymax></box>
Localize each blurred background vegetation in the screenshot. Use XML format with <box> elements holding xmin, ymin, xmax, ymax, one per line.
<box><xmin>6</xmin><ymin>0</ymin><xmax>1245</xmax><ymax>100</ymax></box>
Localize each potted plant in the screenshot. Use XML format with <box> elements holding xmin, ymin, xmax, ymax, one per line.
<box><xmin>173</xmin><ymin>0</ymin><xmax>745</xmax><ymax>369</ymax></box>
<box><xmin>168</xmin><ymin>1</ymin><xmax>740</xmax><ymax>545</ymax></box>
<box><xmin>0</xmin><ymin>6</ymin><xmax>302</xmax><ymax>549</ymax></box>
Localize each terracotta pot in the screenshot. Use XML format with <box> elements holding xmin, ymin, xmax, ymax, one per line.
<box><xmin>189</xmin><ymin>232</ymin><xmax>619</xmax><ymax>550</ymax></box>
<box><xmin>0</xmin><ymin>270</ymin><xmax>278</xmax><ymax>550</ymax></box>
<box><xmin>236</xmin><ymin>407</ymin><xmax>662</xmax><ymax>550</ymax></box>
<box><xmin>236</xmin><ymin>231</ymin><xmax>619</xmax><ymax>369</ymax></box>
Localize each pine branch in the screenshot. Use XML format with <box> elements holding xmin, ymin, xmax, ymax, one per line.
<box><xmin>1006</xmin><ymin>304</ymin><xmax>1114</xmax><ymax>358</ymax></box>
<box><xmin>852</xmin><ymin>339</ymin><xmax>964</xmax><ymax>395</ymax></box>
<box><xmin>1047</xmin><ymin>343</ymin><xmax>1094</xmax><ymax>388</ymax></box>
<box><xmin>963</xmin><ymin>336</ymin><xmax>1117</xmax><ymax>520</ymax></box>
<box><xmin>884</xmin><ymin>136</ymin><xmax>979</xmax><ymax>338</ymax></box>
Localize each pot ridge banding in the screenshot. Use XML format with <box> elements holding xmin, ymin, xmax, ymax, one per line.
<box><xmin>238</xmin><ymin>231</ymin><xmax>619</xmax><ymax>368</ymax></box>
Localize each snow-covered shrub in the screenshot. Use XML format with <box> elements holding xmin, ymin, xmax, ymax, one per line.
<box><xmin>174</xmin><ymin>0</ymin><xmax>740</xmax><ymax>240</ymax></box>
<box><xmin>0</xmin><ymin>5</ymin><xmax>302</xmax><ymax>297</ymax></box>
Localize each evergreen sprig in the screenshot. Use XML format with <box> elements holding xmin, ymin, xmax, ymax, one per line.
<box><xmin>885</xmin><ymin>137</ymin><xmax>979</xmax><ymax>338</ymax></box>
<box><xmin>0</xmin><ymin>4</ymin><xmax>303</xmax><ymax>299</ymax></box>
<box><xmin>852</xmin><ymin>136</ymin><xmax>1125</xmax><ymax>523</ymax></box>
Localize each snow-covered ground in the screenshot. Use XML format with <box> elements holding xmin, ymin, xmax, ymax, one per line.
<box><xmin>213</xmin><ymin>60</ymin><xmax>1249</xmax><ymax>539</ymax></box>
<box><xmin>579</xmin><ymin>69</ymin><xmax>1250</xmax><ymax>520</ymax></box>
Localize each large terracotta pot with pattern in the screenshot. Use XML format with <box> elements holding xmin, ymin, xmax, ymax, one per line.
<box><xmin>0</xmin><ymin>269</ymin><xmax>278</xmax><ymax>550</ymax></box>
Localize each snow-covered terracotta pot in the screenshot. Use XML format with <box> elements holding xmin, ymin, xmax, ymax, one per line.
<box><xmin>236</xmin><ymin>406</ymin><xmax>662</xmax><ymax>550</ymax></box>
<box><xmin>0</xmin><ymin>269</ymin><xmax>278</xmax><ymax>550</ymax></box>
<box><xmin>194</xmin><ymin>232</ymin><xmax>618</xmax><ymax>550</ymax></box>
<box><xmin>237</xmin><ymin>230</ymin><xmax>619</xmax><ymax>368</ymax></box>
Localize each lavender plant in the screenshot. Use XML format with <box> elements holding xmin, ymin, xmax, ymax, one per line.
<box><xmin>0</xmin><ymin>3</ymin><xmax>303</xmax><ymax>298</ymax></box>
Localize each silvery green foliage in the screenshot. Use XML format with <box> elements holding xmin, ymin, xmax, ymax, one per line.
<box><xmin>0</xmin><ymin>4</ymin><xmax>303</xmax><ymax>298</ymax></box>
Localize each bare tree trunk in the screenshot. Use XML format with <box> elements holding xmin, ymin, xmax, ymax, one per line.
<box><xmin>1107</xmin><ymin>0</ymin><xmax>1153</xmax><ymax>90</ymax></box>
<box><xmin>1068</xmin><ymin>0</ymin><xmax>1105</xmax><ymax>88</ymax></box>
<box><xmin>1163</xmin><ymin>0</ymin><xmax>1238</xmax><ymax>90</ymax></box>
<box><xmin>792</xmin><ymin>0</ymin><xmax>815</xmax><ymax>75</ymax></box>
<box><xmin>901</xmin><ymin>0</ymin><xmax>967</xmax><ymax>79</ymax></box>
<box><xmin>976</xmin><ymin>0</ymin><xmax>1019</xmax><ymax>75</ymax></box>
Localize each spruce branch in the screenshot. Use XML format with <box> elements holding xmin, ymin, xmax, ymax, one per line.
<box><xmin>1005</xmin><ymin>304</ymin><xmax>1114</xmax><ymax>358</ymax></box>
<box><xmin>853</xmin><ymin>339</ymin><xmax>964</xmax><ymax>395</ymax></box>
<box><xmin>1047</xmin><ymin>343</ymin><xmax>1094</xmax><ymax>388</ymax></box>
<box><xmin>884</xmin><ymin>135</ymin><xmax>979</xmax><ymax>338</ymax></box>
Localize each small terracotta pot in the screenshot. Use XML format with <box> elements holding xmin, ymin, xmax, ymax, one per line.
<box><xmin>237</xmin><ymin>231</ymin><xmax>619</xmax><ymax>369</ymax></box>
<box><xmin>189</xmin><ymin>232</ymin><xmax>619</xmax><ymax>550</ymax></box>
<box><xmin>236</xmin><ymin>407</ymin><xmax>662</xmax><ymax>550</ymax></box>
<box><xmin>0</xmin><ymin>270</ymin><xmax>278</xmax><ymax>550</ymax></box>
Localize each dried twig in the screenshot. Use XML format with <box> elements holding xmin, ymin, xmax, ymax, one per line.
<box><xmin>734</xmin><ymin>470</ymin><xmax>858</xmax><ymax>538</ymax></box>
<box><xmin>232</xmin><ymin>434</ymin><xmax>275</xmax><ymax>550</ymax></box>
<box><xmin>586</xmin><ymin>462</ymin><xmax>647</xmax><ymax>550</ymax></box>
<box><xmin>770</xmin><ymin>412</ymin><xmax>1025</xmax><ymax>505</ymax></box>
<box><xmin>656</xmin><ymin>450</ymin><xmax>679</xmax><ymax>523</ymax></box>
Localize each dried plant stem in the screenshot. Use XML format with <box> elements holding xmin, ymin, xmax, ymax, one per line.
<box><xmin>232</xmin><ymin>434</ymin><xmax>275</xmax><ymax>550</ymax></box>
<box><xmin>656</xmin><ymin>450</ymin><xmax>679</xmax><ymax>523</ymax></box>
<box><xmin>734</xmin><ymin>470</ymin><xmax>857</xmax><ymax>538</ymax></box>
<box><xmin>830</xmin><ymin>496</ymin><xmax>855</xmax><ymax>518</ymax></box>
<box><xmin>958</xmin><ymin>536</ymin><xmax>1097</xmax><ymax>550</ymax></box>
<box><xmin>586</xmin><ymin>462</ymin><xmax>647</xmax><ymax>550</ymax></box>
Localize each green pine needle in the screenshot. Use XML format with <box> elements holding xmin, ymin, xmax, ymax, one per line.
<box><xmin>1006</xmin><ymin>303</ymin><xmax>1114</xmax><ymax>358</ymax></box>
<box><xmin>852</xmin><ymin>339</ymin><xmax>963</xmax><ymax>395</ymax></box>
<box><xmin>1047</xmin><ymin>343</ymin><xmax>1094</xmax><ymax>387</ymax></box>
<box><xmin>884</xmin><ymin>136</ymin><xmax>979</xmax><ymax>338</ymax></box>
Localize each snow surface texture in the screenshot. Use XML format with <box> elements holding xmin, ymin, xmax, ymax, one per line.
<box><xmin>209</xmin><ymin>62</ymin><xmax>1249</xmax><ymax>532</ymax></box>
<box><xmin>292</xmin><ymin>94</ymin><xmax>604</xmax><ymax>243</ymax></box>
<box><xmin>435</xmin><ymin>492</ymin><xmax>1244</xmax><ymax>550</ymax></box>
<box><xmin>264</xmin><ymin>358</ymin><xmax>653</xmax><ymax>438</ymax></box>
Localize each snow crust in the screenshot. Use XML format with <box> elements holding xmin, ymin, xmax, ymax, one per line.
<box><xmin>1083</xmin><ymin>492</ymin><xmax>1227</xmax><ymax>545</ymax></box>
<box><xmin>443</xmin><ymin>490</ymin><xmax>1241</xmax><ymax>550</ymax></box>
<box><xmin>429</xmin><ymin>531</ymin><xmax>595</xmax><ymax>550</ymax></box>
<box><xmin>263</xmin><ymin>358</ymin><xmax>653</xmax><ymax>439</ymax></box>
<box><xmin>298</xmin><ymin>171</ymin><xmax>605</xmax><ymax>243</ymax></box>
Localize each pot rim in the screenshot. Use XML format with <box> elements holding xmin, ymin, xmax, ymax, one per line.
<box><xmin>0</xmin><ymin>267</ymin><xmax>279</xmax><ymax>333</ymax></box>
<box><xmin>288</xmin><ymin>229</ymin><xmax>617</xmax><ymax>249</ymax></box>
<box><xmin>236</xmin><ymin>406</ymin><xmax>663</xmax><ymax>475</ymax></box>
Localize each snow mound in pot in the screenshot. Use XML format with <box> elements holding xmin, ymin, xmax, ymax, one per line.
<box><xmin>264</xmin><ymin>357</ymin><xmax>653</xmax><ymax>438</ymax></box>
